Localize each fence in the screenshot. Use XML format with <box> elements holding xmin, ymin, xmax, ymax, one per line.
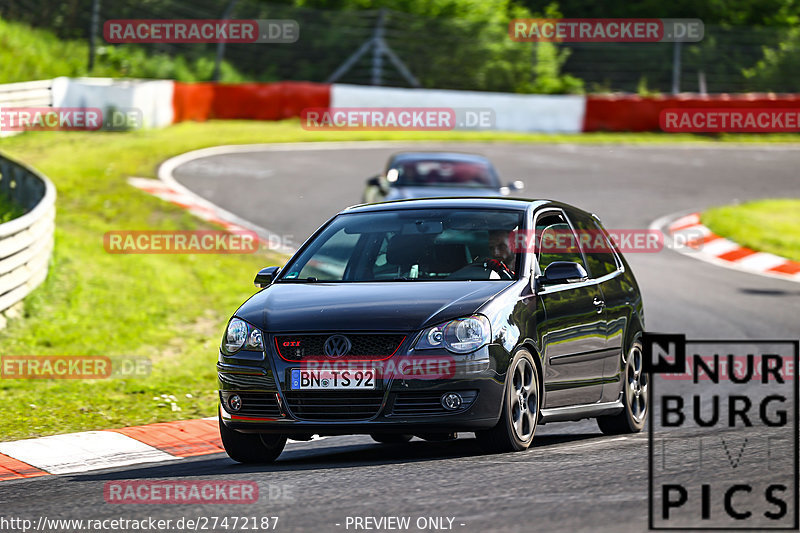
<box><xmin>0</xmin><ymin>0</ymin><xmax>798</xmax><ymax>94</ymax></box>
<box><xmin>0</xmin><ymin>154</ymin><xmax>56</xmax><ymax>315</ymax></box>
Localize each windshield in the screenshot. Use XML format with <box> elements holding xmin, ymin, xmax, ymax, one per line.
<box><xmin>280</xmin><ymin>208</ymin><xmax>523</xmax><ymax>282</ymax></box>
<box><xmin>388</xmin><ymin>159</ymin><xmax>497</xmax><ymax>188</ymax></box>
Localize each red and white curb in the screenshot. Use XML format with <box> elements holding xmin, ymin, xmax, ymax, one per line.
<box><xmin>0</xmin><ymin>416</ymin><xmax>328</xmax><ymax>482</ymax></box>
<box><xmin>0</xmin><ymin>417</ymin><xmax>221</xmax><ymax>481</ymax></box>
<box><xmin>651</xmin><ymin>212</ymin><xmax>800</xmax><ymax>283</ymax></box>
<box><xmin>128</xmin><ymin>176</ymin><xmax>295</xmax><ymax>255</ymax></box>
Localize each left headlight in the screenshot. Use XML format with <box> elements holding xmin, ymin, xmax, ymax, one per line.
<box><xmin>222</xmin><ymin>318</ymin><xmax>264</xmax><ymax>355</ymax></box>
<box><xmin>414</xmin><ymin>315</ymin><xmax>491</xmax><ymax>354</ymax></box>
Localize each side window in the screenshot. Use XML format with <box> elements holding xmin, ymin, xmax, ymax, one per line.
<box><xmin>292</xmin><ymin>228</ymin><xmax>361</xmax><ymax>280</ymax></box>
<box><xmin>565</xmin><ymin>210</ymin><xmax>619</xmax><ymax>278</ymax></box>
<box><xmin>534</xmin><ymin>211</ymin><xmax>587</xmax><ymax>275</ymax></box>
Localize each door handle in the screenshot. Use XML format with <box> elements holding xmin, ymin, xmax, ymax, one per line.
<box><xmin>593</xmin><ymin>297</ymin><xmax>605</xmax><ymax>313</ymax></box>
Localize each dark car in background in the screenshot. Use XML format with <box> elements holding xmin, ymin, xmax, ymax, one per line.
<box><xmin>362</xmin><ymin>152</ymin><xmax>524</xmax><ymax>203</ymax></box>
<box><xmin>218</xmin><ymin>197</ymin><xmax>646</xmax><ymax>463</ymax></box>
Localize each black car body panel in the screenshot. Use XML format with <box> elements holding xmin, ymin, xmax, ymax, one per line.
<box><xmin>219</xmin><ymin>197</ymin><xmax>644</xmax><ymax>438</ymax></box>
<box><xmin>235</xmin><ymin>281</ymin><xmax>514</xmax><ymax>333</ymax></box>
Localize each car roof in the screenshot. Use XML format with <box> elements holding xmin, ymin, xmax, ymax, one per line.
<box><xmin>342</xmin><ymin>197</ymin><xmax>599</xmax><ymax>221</ymax></box>
<box><xmin>388</xmin><ymin>152</ymin><xmax>492</xmax><ymax>165</ymax></box>
<box><xmin>343</xmin><ymin>197</ymin><xmax>546</xmax><ymax>214</ymax></box>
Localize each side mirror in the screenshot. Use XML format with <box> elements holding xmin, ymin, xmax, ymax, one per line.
<box><xmin>541</xmin><ymin>261</ymin><xmax>588</xmax><ymax>285</ymax></box>
<box><xmin>367</xmin><ymin>175</ymin><xmax>390</xmax><ymax>192</ymax></box>
<box><xmin>254</xmin><ymin>266</ymin><xmax>281</xmax><ymax>288</ymax></box>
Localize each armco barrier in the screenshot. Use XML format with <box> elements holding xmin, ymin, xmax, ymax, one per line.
<box><xmin>583</xmin><ymin>94</ymin><xmax>800</xmax><ymax>132</ymax></box>
<box><xmin>172</xmin><ymin>81</ymin><xmax>330</xmax><ymax>122</ymax></box>
<box><xmin>0</xmin><ymin>153</ymin><xmax>56</xmax><ymax>315</ymax></box>
<box><xmin>8</xmin><ymin>77</ymin><xmax>800</xmax><ymax>134</ymax></box>
<box><xmin>331</xmin><ymin>84</ymin><xmax>586</xmax><ymax>133</ymax></box>
<box><xmin>0</xmin><ymin>79</ymin><xmax>53</xmax><ymax>138</ymax></box>
<box><xmin>51</xmin><ymin>77</ymin><xmax>175</xmax><ymax>128</ymax></box>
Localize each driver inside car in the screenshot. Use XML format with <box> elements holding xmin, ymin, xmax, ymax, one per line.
<box><xmin>478</xmin><ymin>229</ymin><xmax>516</xmax><ymax>278</ymax></box>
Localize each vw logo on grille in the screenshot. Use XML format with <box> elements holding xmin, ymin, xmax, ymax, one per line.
<box><xmin>323</xmin><ymin>334</ymin><xmax>352</xmax><ymax>358</ymax></box>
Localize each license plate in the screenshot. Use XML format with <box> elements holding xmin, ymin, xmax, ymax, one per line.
<box><xmin>290</xmin><ymin>368</ymin><xmax>376</xmax><ymax>390</ymax></box>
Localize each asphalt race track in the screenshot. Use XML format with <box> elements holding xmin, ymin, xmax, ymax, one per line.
<box><xmin>3</xmin><ymin>142</ymin><xmax>800</xmax><ymax>532</ymax></box>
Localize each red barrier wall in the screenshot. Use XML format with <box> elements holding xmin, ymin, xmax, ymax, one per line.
<box><xmin>172</xmin><ymin>81</ymin><xmax>330</xmax><ymax>122</ymax></box>
<box><xmin>172</xmin><ymin>82</ymin><xmax>214</xmax><ymax>122</ymax></box>
<box><xmin>584</xmin><ymin>94</ymin><xmax>800</xmax><ymax>132</ymax></box>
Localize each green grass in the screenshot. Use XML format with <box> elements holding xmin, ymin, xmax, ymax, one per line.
<box><xmin>702</xmin><ymin>199</ymin><xmax>800</xmax><ymax>262</ymax></box>
<box><xmin>0</xmin><ymin>192</ymin><xmax>23</xmax><ymax>224</ymax></box>
<box><xmin>2</xmin><ymin>121</ymin><xmax>800</xmax><ymax>442</ymax></box>
<box><xmin>0</xmin><ymin>18</ymin><xmax>244</xmax><ymax>83</ymax></box>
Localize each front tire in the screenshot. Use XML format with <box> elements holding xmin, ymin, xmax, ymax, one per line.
<box><xmin>476</xmin><ymin>349</ymin><xmax>539</xmax><ymax>453</ymax></box>
<box><xmin>597</xmin><ymin>340</ymin><xmax>648</xmax><ymax>435</ymax></box>
<box><xmin>219</xmin><ymin>412</ymin><xmax>287</xmax><ymax>463</ymax></box>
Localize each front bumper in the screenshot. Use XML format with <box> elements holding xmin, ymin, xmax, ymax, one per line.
<box><xmin>218</xmin><ymin>344</ymin><xmax>507</xmax><ymax>435</ymax></box>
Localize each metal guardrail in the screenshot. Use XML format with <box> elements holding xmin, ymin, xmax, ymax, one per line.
<box><xmin>0</xmin><ymin>153</ymin><xmax>56</xmax><ymax>314</ymax></box>
<box><xmin>0</xmin><ymin>79</ymin><xmax>53</xmax><ymax>107</ymax></box>
<box><xmin>0</xmin><ymin>79</ymin><xmax>54</xmax><ymax>138</ymax></box>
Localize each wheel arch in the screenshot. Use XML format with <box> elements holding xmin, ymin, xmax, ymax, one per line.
<box><xmin>624</xmin><ymin>312</ymin><xmax>645</xmax><ymax>362</ymax></box>
<box><xmin>517</xmin><ymin>340</ymin><xmax>545</xmax><ymax>409</ymax></box>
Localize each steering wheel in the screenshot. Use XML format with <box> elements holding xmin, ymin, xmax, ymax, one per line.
<box><xmin>477</xmin><ymin>258</ymin><xmax>515</xmax><ymax>280</ymax></box>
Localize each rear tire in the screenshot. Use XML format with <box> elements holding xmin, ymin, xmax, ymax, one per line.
<box><xmin>476</xmin><ymin>349</ymin><xmax>539</xmax><ymax>453</ymax></box>
<box><xmin>370</xmin><ymin>433</ymin><xmax>413</xmax><ymax>444</ymax></box>
<box><xmin>219</xmin><ymin>412</ymin><xmax>287</xmax><ymax>463</ymax></box>
<box><xmin>597</xmin><ymin>340</ymin><xmax>648</xmax><ymax>435</ymax></box>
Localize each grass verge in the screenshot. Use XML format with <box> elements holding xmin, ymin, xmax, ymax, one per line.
<box><xmin>0</xmin><ymin>121</ymin><xmax>799</xmax><ymax>442</ymax></box>
<box><xmin>0</xmin><ymin>192</ymin><xmax>24</xmax><ymax>224</ymax></box>
<box><xmin>702</xmin><ymin>199</ymin><xmax>800</xmax><ymax>263</ymax></box>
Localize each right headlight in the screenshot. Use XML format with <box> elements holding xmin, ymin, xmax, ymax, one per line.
<box><xmin>222</xmin><ymin>318</ymin><xmax>264</xmax><ymax>355</ymax></box>
<box><xmin>414</xmin><ymin>315</ymin><xmax>491</xmax><ymax>354</ymax></box>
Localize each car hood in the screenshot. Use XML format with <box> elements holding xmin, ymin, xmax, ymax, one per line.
<box><xmin>386</xmin><ymin>186</ymin><xmax>500</xmax><ymax>200</ymax></box>
<box><xmin>236</xmin><ymin>281</ymin><xmax>512</xmax><ymax>332</ymax></box>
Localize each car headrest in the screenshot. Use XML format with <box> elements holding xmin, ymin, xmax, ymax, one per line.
<box><xmin>432</xmin><ymin>243</ymin><xmax>470</xmax><ymax>272</ymax></box>
<box><xmin>386</xmin><ymin>234</ymin><xmax>434</xmax><ymax>265</ymax></box>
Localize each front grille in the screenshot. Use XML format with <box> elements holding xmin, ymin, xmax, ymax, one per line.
<box><xmin>274</xmin><ymin>334</ymin><xmax>406</xmax><ymax>360</ymax></box>
<box><xmin>218</xmin><ymin>372</ymin><xmax>276</xmax><ymax>390</ymax></box>
<box><xmin>392</xmin><ymin>390</ymin><xmax>478</xmax><ymax>416</ymax></box>
<box><xmin>220</xmin><ymin>391</ymin><xmax>282</xmax><ymax>418</ymax></box>
<box><xmin>283</xmin><ymin>391</ymin><xmax>385</xmax><ymax>420</ymax></box>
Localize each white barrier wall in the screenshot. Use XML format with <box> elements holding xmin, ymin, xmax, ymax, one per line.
<box><xmin>331</xmin><ymin>84</ymin><xmax>586</xmax><ymax>133</ymax></box>
<box><xmin>51</xmin><ymin>77</ymin><xmax>174</xmax><ymax>128</ymax></box>
<box><xmin>11</xmin><ymin>78</ymin><xmax>586</xmax><ymax>132</ymax></box>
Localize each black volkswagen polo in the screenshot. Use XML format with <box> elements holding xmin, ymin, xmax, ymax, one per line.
<box><xmin>218</xmin><ymin>198</ymin><xmax>647</xmax><ymax>462</ymax></box>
